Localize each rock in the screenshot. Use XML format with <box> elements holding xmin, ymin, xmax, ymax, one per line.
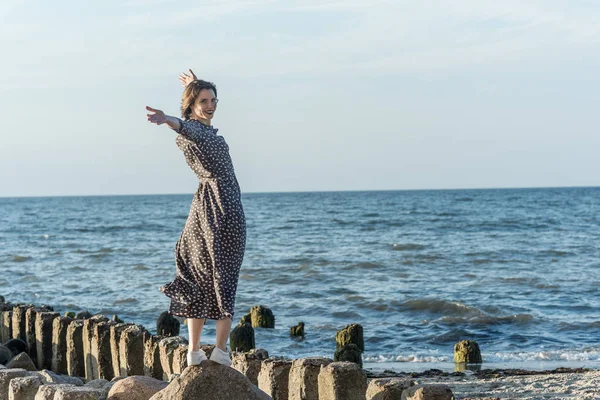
<box><xmin>250</xmin><ymin>305</ymin><xmax>275</xmax><ymax>328</ymax></box>
<box><xmin>52</xmin><ymin>316</ymin><xmax>73</xmax><ymax>375</ymax></box>
<box><xmin>0</xmin><ymin>368</ymin><xmax>32</xmax><ymax>399</ymax></box>
<box><xmin>230</xmin><ymin>323</ymin><xmax>255</xmax><ymax>352</ymax></box>
<box><xmin>366</xmin><ymin>378</ymin><xmax>415</xmax><ymax>400</ymax></box>
<box><xmin>142</xmin><ymin>333</ymin><xmax>164</xmax><ymax>380</ymax></box>
<box><xmin>7</xmin><ymin>352</ymin><xmax>37</xmax><ymax>371</ymax></box>
<box><xmin>66</xmin><ymin>320</ymin><xmax>85</xmax><ymax>378</ymax></box>
<box><xmin>37</xmin><ymin>369</ymin><xmax>84</xmax><ymax>385</ymax></box>
<box><xmin>25</xmin><ymin>307</ymin><xmax>39</xmax><ymax>367</ymax></box>
<box><xmin>64</xmin><ymin>312</ymin><xmax>76</xmax><ymax>318</ymax></box>
<box><xmin>110</xmin><ymin>323</ymin><xmax>135</xmax><ymax>379</ymax></box>
<box><xmin>34</xmin><ymin>384</ymin><xmax>76</xmax><ymax>400</ymax></box>
<box><xmin>8</xmin><ymin>374</ymin><xmax>44</xmax><ymax>400</ymax></box>
<box><xmin>158</xmin><ymin>336</ymin><xmax>188</xmax><ymax>381</ymax></box>
<box><xmin>76</xmin><ymin>311</ymin><xmax>93</xmax><ymax>320</ymax></box>
<box><xmin>288</xmin><ymin>357</ymin><xmax>332</xmax><ymax>400</ymax></box>
<box><xmin>92</xmin><ymin>320</ymin><xmax>116</xmax><ymax>380</ymax></box>
<box><xmin>112</xmin><ymin>315</ymin><xmax>124</xmax><ymax>324</ymax></box>
<box><xmin>53</xmin><ymin>386</ymin><xmax>105</xmax><ymax>399</ymax></box>
<box><xmin>317</xmin><ymin>361</ymin><xmax>367</xmax><ymax>400</ymax></box>
<box><xmin>0</xmin><ymin>311</ymin><xmax>12</xmax><ymax>344</ymax></box>
<box><xmin>231</xmin><ymin>348</ymin><xmax>269</xmax><ymax>385</ymax></box>
<box><xmin>11</xmin><ymin>305</ymin><xmax>30</xmax><ymax>342</ymax></box>
<box><xmin>171</xmin><ymin>344</ymin><xmax>188</xmax><ymax>375</ymax></box>
<box><xmin>3</xmin><ymin>340</ymin><xmax>27</xmax><ymax>359</ymax></box>
<box><xmin>401</xmin><ymin>384</ymin><xmax>454</xmax><ymax>400</ymax></box>
<box><xmin>257</xmin><ymin>357</ymin><xmax>292</xmax><ymax>400</ymax></box>
<box><xmin>118</xmin><ymin>324</ymin><xmax>146</xmax><ymax>377</ymax></box>
<box><xmin>290</xmin><ymin>322</ymin><xmax>305</xmax><ymax>338</ymax></box>
<box><xmin>334</xmin><ymin>343</ymin><xmax>363</xmax><ymax>367</ymax></box>
<box><xmin>0</xmin><ymin>346</ymin><xmax>11</xmax><ymax>366</ymax></box>
<box><xmin>107</xmin><ymin>375</ymin><xmax>168</xmax><ymax>400</ymax></box>
<box><xmin>35</xmin><ymin>311</ymin><xmax>59</xmax><ymax>370</ymax></box>
<box><xmin>149</xmin><ymin>361</ymin><xmax>270</xmax><ymax>400</ymax></box>
<box><xmin>336</xmin><ymin>324</ymin><xmax>364</xmax><ymax>352</ymax></box>
<box><xmin>239</xmin><ymin>312</ymin><xmax>252</xmax><ymax>326</ymax></box>
<box><xmin>83</xmin><ymin>315</ymin><xmax>109</xmax><ymax>381</ymax></box>
<box><xmin>84</xmin><ymin>378</ymin><xmax>110</xmax><ymax>389</ymax></box>
<box><xmin>453</xmin><ymin>340</ymin><xmax>482</xmax><ymax>364</ymax></box>
<box><xmin>156</xmin><ymin>312</ymin><xmax>180</xmax><ymax>337</ymax></box>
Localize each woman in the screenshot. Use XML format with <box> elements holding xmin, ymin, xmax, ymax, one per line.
<box><xmin>145</xmin><ymin>69</ymin><xmax>246</xmax><ymax>367</ymax></box>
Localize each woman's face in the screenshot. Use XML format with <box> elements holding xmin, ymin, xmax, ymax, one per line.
<box><xmin>191</xmin><ymin>88</ymin><xmax>218</xmax><ymax>122</ymax></box>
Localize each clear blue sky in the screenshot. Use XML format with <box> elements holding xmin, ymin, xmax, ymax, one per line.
<box><xmin>1</xmin><ymin>1</ymin><xmax>598</xmax><ymax>196</ymax></box>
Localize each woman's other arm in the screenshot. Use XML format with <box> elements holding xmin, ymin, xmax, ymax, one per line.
<box><xmin>146</xmin><ymin>106</ymin><xmax>181</xmax><ymax>131</ymax></box>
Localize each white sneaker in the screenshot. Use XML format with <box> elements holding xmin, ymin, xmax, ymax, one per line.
<box><xmin>209</xmin><ymin>346</ymin><xmax>232</xmax><ymax>366</ymax></box>
<box><xmin>187</xmin><ymin>349</ymin><xmax>208</xmax><ymax>366</ymax></box>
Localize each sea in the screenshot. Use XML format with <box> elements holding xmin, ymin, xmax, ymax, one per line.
<box><xmin>1</xmin><ymin>187</ymin><xmax>599</xmax><ymax>372</ymax></box>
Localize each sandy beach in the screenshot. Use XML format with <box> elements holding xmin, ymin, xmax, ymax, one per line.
<box><xmin>367</xmin><ymin>367</ymin><xmax>600</xmax><ymax>399</ymax></box>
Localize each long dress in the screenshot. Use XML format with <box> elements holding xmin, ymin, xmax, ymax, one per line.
<box><xmin>159</xmin><ymin>118</ymin><xmax>246</xmax><ymax>320</ymax></box>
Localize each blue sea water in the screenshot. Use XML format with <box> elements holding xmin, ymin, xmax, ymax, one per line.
<box><xmin>1</xmin><ymin>188</ymin><xmax>599</xmax><ymax>371</ymax></box>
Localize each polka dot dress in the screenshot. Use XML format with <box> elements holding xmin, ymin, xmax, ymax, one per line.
<box><xmin>159</xmin><ymin>118</ymin><xmax>246</xmax><ymax>320</ymax></box>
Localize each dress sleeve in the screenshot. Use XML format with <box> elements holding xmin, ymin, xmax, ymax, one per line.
<box><xmin>172</xmin><ymin>118</ymin><xmax>213</xmax><ymax>144</ymax></box>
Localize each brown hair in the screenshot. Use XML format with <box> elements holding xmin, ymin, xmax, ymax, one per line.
<box><xmin>180</xmin><ymin>79</ymin><xmax>218</xmax><ymax>120</ymax></box>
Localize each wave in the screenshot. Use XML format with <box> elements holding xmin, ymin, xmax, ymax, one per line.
<box><xmin>398</xmin><ymin>299</ymin><xmax>486</xmax><ymax>318</ymax></box>
<box><xmin>436</xmin><ymin>314</ymin><xmax>534</xmax><ymax>326</ymax></box>
<box><xmin>557</xmin><ymin>321</ymin><xmax>600</xmax><ymax>332</ymax></box>
<box><xmin>12</xmin><ymin>255</ymin><xmax>32</xmax><ymax>262</ymax></box>
<box><xmin>133</xmin><ymin>264</ymin><xmax>149</xmax><ymax>271</ymax></box>
<box><xmin>488</xmin><ymin>348</ymin><xmax>600</xmax><ymax>362</ymax></box>
<box><xmin>113</xmin><ymin>298</ymin><xmax>139</xmax><ymax>305</ymax></box>
<box><xmin>342</xmin><ymin>262</ymin><xmax>380</xmax><ymax>271</ymax></box>
<box><xmin>364</xmin><ymin>354</ymin><xmax>450</xmax><ymax>363</ymax></box>
<box><xmin>392</xmin><ymin>243</ymin><xmax>426</xmax><ymax>251</ymax></box>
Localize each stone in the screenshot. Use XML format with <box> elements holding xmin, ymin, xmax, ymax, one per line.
<box><xmin>52</xmin><ymin>316</ymin><xmax>73</xmax><ymax>375</ymax></box>
<box><xmin>84</xmin><ymin>379</ymin><xmax>114</xmax><ymax>399</ymax></box>
<box><xmin>34</xmin><ymin>311</ymin><xmax>59</xmax><ymax>371</ymax></box>
<box><xmin>290</xmin><ymin>322</ymin><xmax>305</xmax><ymax>338</ymax></box>
<box><xmin>83</xmin><ymin>315</ymin><xmax>109</xmax><ymax>381</ymax></box>
<box><xmin>75</xmin><ymin>311</ymin><xmax>92</xmax><ymax>320</ymax></box>
<box><xmin>317</xmin><ymin>361</ymin><xmax>367</xmax><ymax>400</ymax></box>
<box><xmin>53</xmin><ymin>386</ymin><xmax>105</xmax><ymax>400</ymax></box>
<box><xmin>334</xmin><ymin>343</ymin><xmax>363</xmax><ymax>367</ymax></box>
<box><xmin>66</xmin><ymin>320</ymin><xmax>85</xmax><ymax>378</ymax></box>
<box><xmin>0</xmin><ymin>347</ymin><xmax>11</xmax><ymax>366</ymax></box>
<box><xmin>110</xmin><ymin>323</ymin><xmax>135</xmax><ymax>378</ymax></box>
<box><xmin>6</xmin><ymin>353</ymin><xmax>37</xmax><ymax>371</ymax></box>
<box><xmin>257</xmin><ymin>357</ymin><xmax>292</xmax><ymax>400</ymax></box>
<box><xmin>34</xmin><ymin>384</ymin><xmax>76</xmax><ymax>400</ymax></box>
<box><xmin>8</xmin><ymin>374</ymin><xmax>44</xmax><ymax>400</ymax></box>
<box><xmin>0</xmin><ymin>312</ymin><xmax>12</xmax><ymax>344</ymax></box>
<box><xmin>107</xmin><ymin>375</ymin><xmax>168</xmax><ymax>400</ymax></box>
<box><xmin>24</xmin><ymin>308</ymin><xmax>39</xmax><ymax>367</ymax></box>
<box><xmin>156</xmin><ymin>312</ymin><xmax>180</xmax><ymax>337</ymax></box>
<box><xmin>158</xmin><ymin>336</ymin><xmax>188</xmax><ymax>381</ymax></box>
<box><xmin>112</xmin><ymin>315</ymin><xmax>124</xmax><ymax>324</ymax></box>
<box><xmin>0</xmin><ymin>368</ymin><xmax>32</xmax><ymax>400</ymax></box>
<box><xmin>230</xmin><ymin>323</ymin><xmax>255</xmax><ymax>352</ymax></box>
<box><xmin>453</xmin><ymin>340</ymin><xmax>482</xmax><ymax>364</ymax></box>
<box><xmin>400</xmin><ymin>384</ymin><xmax>454</xmax><ymax>400</ymax></box>
<box><xmin>11</xmin><ymin>306</ymin><xmax>29</xmax><ymax>342</ymax></box>
<box><xmin>118</xmin><ymin>325</ymin><xmax>146</xmax><ymax>377</ymax></box>
<box><xmin>366</xmin><ymin>378</ymin><xmax>415</xmax><ymax>400</ymax></box>
<box><xmin>336</xmin><ymin>324</ymin><xmax>364</xmax><ymax>352</ymax></box>
<box><xmin>171</xmin><ymin>344</ymin><xmax>188</xmax><ymax>375</ymax></box>
<box><xmin>250</xmin><ymin>305</ymin><xmax>275</xmax><ymax>328</ymax></box>
<box><xmin>289</xmin><ymin>357</ymin><xmax>332</xmax><ymax>400</ymax></box>
<box><xmin>64</xmin><ymin>312</ymin><xmax>76</xmax><ymax>319</ymax></box>
<box><xmin>231</xmin><ymin>348</ymin><xmax>269</xmax><ymax>385</ymax></box>
<box><xmin>2</xmin><ymin>340</ymin><xmax>26</xmax><ymax>359</ymax></box>
<box><xmin>148</xmin><ymin>361</ymin><xmax>270</xmax><ymax>400</ymax></box>
<box><xmin>142</xmin><ymin>333</ymin><xmax>164</xmax><ymax>380</ymax></box>
<box><xmin>37</xmin><ymin>369</ymin><xmax>84</xmax><ymax>385</ymax></box>
<box><xmin>92</xmin><ymin>320</ymin><xmax>116</xmax><ymax>380</ymax></box>
<box><xmin>239</xmin><ymin>312</ymin><xmax>252</xmax><ymax>326</ymax></box>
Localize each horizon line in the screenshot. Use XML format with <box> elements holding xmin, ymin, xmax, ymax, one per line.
<box><xmin>0</xmin><ymin>184</ymin><xmax>598</xmax><ymax>199</ymax></box>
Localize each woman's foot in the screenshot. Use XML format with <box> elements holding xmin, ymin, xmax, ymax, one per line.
<box><xmin>209</xmin><ymin>346</ymin><xmax>232</xmax><ymax>366</ymax></box>
<box><xmin>187</xmin><ymin>349</ymin><xmax>208</xmax><ymax>366</ymax></box>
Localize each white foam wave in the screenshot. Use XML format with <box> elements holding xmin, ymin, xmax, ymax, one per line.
<box><xmin>487</xmin><ymin>348</ymin><xmax>600</xmax><ymax>363</ymax></box>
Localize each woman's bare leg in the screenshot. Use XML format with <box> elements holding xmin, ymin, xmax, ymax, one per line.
<box><xmin>215</xmin><ymin>317</ymin><xmax>233</xmax><ymax>351</ymax></box>
<box><xmin>187</xmin><ymin>318</ymin><xmax>205</xmax><ymax>351</ymax></box>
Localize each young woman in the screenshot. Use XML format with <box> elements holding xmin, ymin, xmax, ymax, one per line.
<box><xmin>146</xmin><ymin>69</ymin><xmax>246</xmax><ymax>367</ymax></box>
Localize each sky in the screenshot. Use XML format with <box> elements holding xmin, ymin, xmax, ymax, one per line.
<box><xmin>1</xmin><ymin>0</ymin><xmax>599</xmax><ymax>196</ymax></box>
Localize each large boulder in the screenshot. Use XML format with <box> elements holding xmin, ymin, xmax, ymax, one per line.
<box><xmin>0</xmin><ymin>346</ymin><xmax>11</xmax><ymax>366</ymax></box>
<box><xmin>8</xmin><ymin>374</ymin><xmax>44</xmax><ymax>400</ymax></box>
<box><xmin>453</xmin><ymin>340</ymin><xmax>482</xmax><ymax>364</ymax></box>
<box><xmin>37</xmin><ymin>369</ymin><xmax>84</xmax><ymax>386</ymax></box>
<box><xmin>0</xmin><ymin>368</ymin><xmax>33</xmax><ymax>399</ymax></box>
<box><xmin>318</xmin><ymin>361</ymin><xmax>367</xmax><ymax>400</ymax></box>
<box><xmin>149</xmin><ymin>361</ymin><xmax>271</xmax><ymax>400</ymax></box>
<box><xmin>366</xmin><ymin>378</ymin><xmax>415</xmax><ymax>400</ymax></box>
<box><xmin>107</xmin><ymin>375</ymin><xmax>168</xmax><ymax>400</ymax></box>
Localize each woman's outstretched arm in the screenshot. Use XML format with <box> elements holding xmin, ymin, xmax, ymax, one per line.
<box><xmin>146</xmin><ymin>106</ymin><xmax>181</xmax><ymax>130</ymax></box>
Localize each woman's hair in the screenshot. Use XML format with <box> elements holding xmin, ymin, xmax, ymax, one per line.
<box><xmin>180</xmin><ymin>79</ymin><xmax>218</xmax><ymax>120</ymax></box>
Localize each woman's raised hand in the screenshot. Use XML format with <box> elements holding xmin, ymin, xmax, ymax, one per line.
<box><xmin>146</xmin><ymin>106</ymin><xmax>167</xmax><ymax>125</ymax></box>
<box><xmin>179</xmin><ymin>69</ymin><xmax>197</xmax><ymax>87</ymax></box>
